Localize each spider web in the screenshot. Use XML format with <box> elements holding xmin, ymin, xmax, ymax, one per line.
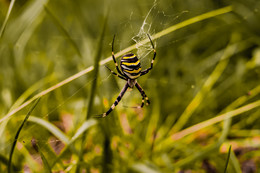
<box><xmin>129</xmin><ymin>0</ymin><xmax>188</xmax><ymax>68</ymax></box>
<box><xmin>131</xmin><ymin>1</ymin><xmax>157</xmax><ymax>61</ymax></box>
<box><xmin>101</xmin><ymin>0</ymin><xmax>189</xmax><ymax>106</ymax></box>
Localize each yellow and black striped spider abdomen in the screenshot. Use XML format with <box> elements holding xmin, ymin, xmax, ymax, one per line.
<box><xmin>120</xmin><ymin>53</ymin><xmax>141</xmax><ymax>79</ymax></box>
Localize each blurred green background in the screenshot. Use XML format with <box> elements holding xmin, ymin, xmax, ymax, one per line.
<box><xmin>0</xmin><ymin>0</ymin><xmax>260</xmax><ymax>172</ymax></box>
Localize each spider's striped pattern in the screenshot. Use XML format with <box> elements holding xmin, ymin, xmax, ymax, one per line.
<box><xmin>97</xmin><ymin>34</ymin><xmax>156</xmax><ymax>117</ymax></box>
<box><xmin>121</xmin><ymin>53</ymin><xmax>141</xmax><ymax>79</ymax></box>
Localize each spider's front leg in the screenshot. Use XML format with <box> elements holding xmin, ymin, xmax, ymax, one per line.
<box><xmin>112</xmin><ymin>35</ymin><xmax>125</xmax><ymax>76</ymax></box>
<box><xmin>97</xmin><ymin>83</ymin><xmax>129</xmax><ymax>117</ymax></box>
<box><xmin>105</xmin><ymin>65</ymin><xmax>127</xmax><ymax>81</ymax></box>
<box><xmin>141</xmin><ymin>34</ymin><xmax>156</xmax><ymax>76</ymax></box>
<box><xmin>135</xmin><ymin>82</ymin><xmax>150</xmax><ymax>108</ymax></box>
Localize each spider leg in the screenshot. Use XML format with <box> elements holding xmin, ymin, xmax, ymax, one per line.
<box><xmin>97</xmin><ymin>83</ymin><xmax>129</xmax><ymax>117</ymax></box>
<box><xmin>141</xmin><ymin>34</ymin><xmax>156</xmax><ymax>76</ymax></box>
<box><xmin>112</xmin><ymin>35</ymin><xmax>125</xmax><ymax>76</ymax></box>
<box><xmin>105</xmin><ymin>65</ymin><xmax>127</xmax><ymax>81</ymax></box>
<box><xmin>135</xmin><ymin>82</ymin><xmax>150</xmax><ymax>107</ymax></box>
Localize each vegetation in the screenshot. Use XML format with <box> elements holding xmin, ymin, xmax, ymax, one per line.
<box><xmin>0</xmin><ymin>0</ymin><xmax>259</xmax><ymax>172</ymax></box>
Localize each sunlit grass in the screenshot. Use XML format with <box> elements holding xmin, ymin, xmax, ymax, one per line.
<box><xmin>0</xmin><ymin>0</ymin><xmax>259</xmax><ymax>172</ymax></box>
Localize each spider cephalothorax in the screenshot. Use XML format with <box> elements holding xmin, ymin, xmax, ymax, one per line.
<box><xmin>98</xmin><ymin>34</ymin><xmax>156</xmax><ymax>117</ymax></box>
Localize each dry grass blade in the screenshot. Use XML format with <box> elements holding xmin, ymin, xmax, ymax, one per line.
<box><xmin>157</xmin><ymin>99</ymin><xmax>260</xmax><ymax>151</ymax></box>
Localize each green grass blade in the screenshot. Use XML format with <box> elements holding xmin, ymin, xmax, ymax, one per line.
<box><xmin>50</xmin><ymin>119</ymin><xmax>97</xmax><ymax>169</ymax></box>
<box><xmin>0</xmin><ymin>0</ymin><xmax>16</xmax><ymax>38</ymax></box>
<box><xmin>85</xmin><ymin>14</ymin><xmax>107</xmax><ymax>119</ymax></box>
<box><xmin>28</xmin><ymin>116</ymin><xmax>70</xmax><ymax>144</ymax></box>
<box><xmin>0</xmin><ymin>6</ymin><xmax>233</xmax><ymax>123</ymax></box>
<box><xmin>8</xmin><ymin>98</ymin><xmax>40</xmax><ymax>173</ymax></box>
<box><xmin>230</xmin><ymin>149</ymin><xmax>242</xmax><ymax>173</ymax></box>
<box><xmin>76</xmin><ymin>8</ymin><xmax>108</xmax><ymax>172</ymax></box>
<box><xmin>28</xmin><ymin>116</ymin><xmax>81</xmax><ymax>158</ymax></box>
<box><xmin>70</xmin><ymin>119</ymin><xmax>97</xmax><ymax>143</ymax></box>
<box><xmin>224</xmin><ymin>145</ymin><xmax>231</xmax><ymax>173</ymax></box>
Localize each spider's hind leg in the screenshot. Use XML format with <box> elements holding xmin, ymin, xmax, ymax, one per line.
<box><xmin>135</xmin><ymin>82</ymin><xmax>150</xmax><ymax>108</ymax></box>
<box><xmin>96</xmin><ymin>83</ymin><xmax>129</xmax><ymax>117</ymax></box>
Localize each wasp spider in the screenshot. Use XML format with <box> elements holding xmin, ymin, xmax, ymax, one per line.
<box><xmin>98</xmin><ymin>34</ymin><xmax>156</xmax><ymax>117</ymax></box>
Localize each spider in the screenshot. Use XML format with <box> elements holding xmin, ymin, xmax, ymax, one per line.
<box><xmin>98</xmin><ymin>34</ymin><xmax>156</xmax><ymax>117</ymax></box>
